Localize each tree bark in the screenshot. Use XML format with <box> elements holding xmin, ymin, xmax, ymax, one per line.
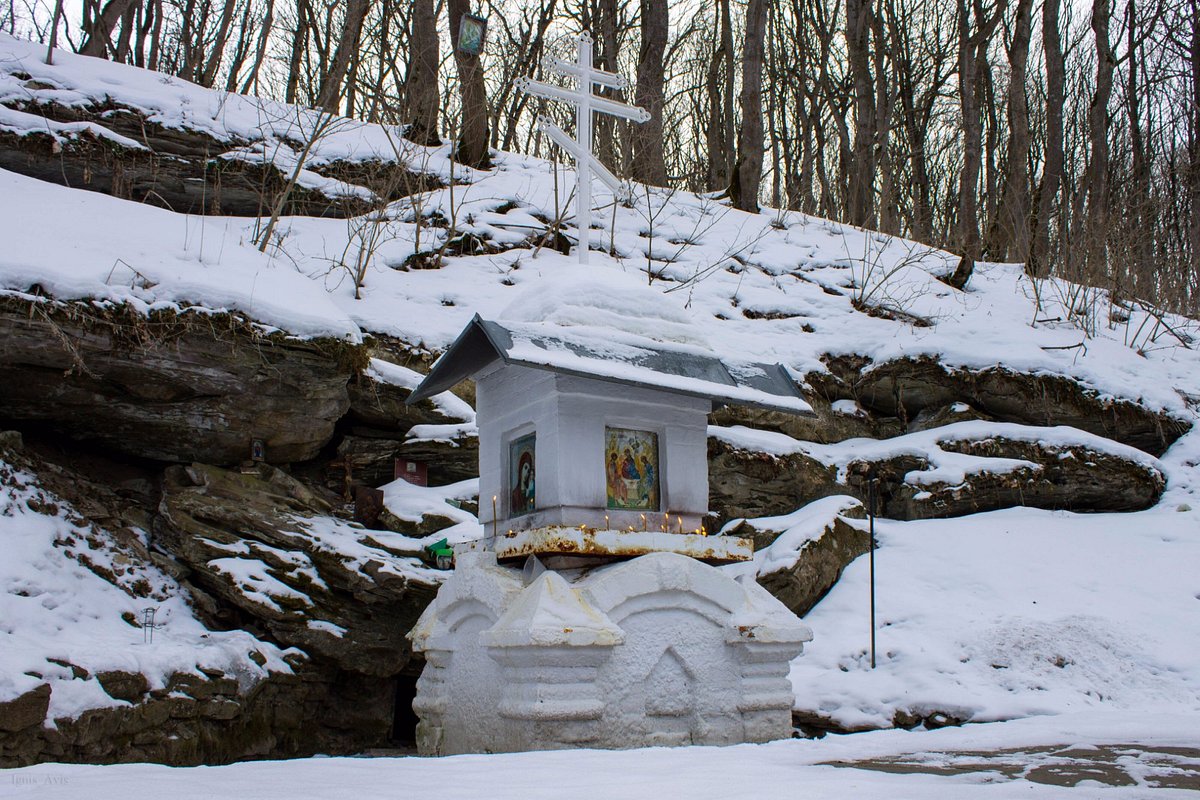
<box><xmin>448</xmin><ymin>0</ymin><xmax>491</xmax><ymax>167</ymax></box>
<box><xmin>1190</xmin><ymin>0</ymin><xmax>1200</xmax><ymax>303</ymax></box>
<box><xmin>954</xmin><ymin>0</ymin><xmax>999</xmax><ymax>262</ymax></box>
<box><xmin>285</xmin><ymin>2</ymin><xmax>309</xmax><ymax>104</ymax></box>
<box><xmin>405</xmin><ymin>0</ymin><xmax>441</xmax><ymax>145</ymax></box>
<box><xmin>1031</xmin><ymin>0</ymin><xmax>1065</xmax><ymax>277</ymax></box>
<box><xmin>631</xmin><ymin>0</ymin><xmax>668</xmax><ymax>185</ymax></box>
<box><xmin>199</xmin><ymin>0</ymin><xmax>239</xmax><ymax>87</ymax></box>
<box><xmin>705</xmin><ymin>0</ymin><xmax>735</xmax><ymax>191</ymax></box>
<box><xmin>238</xmin><ymin>0</ymin><xmax>274</xmax><ymax>95</ymax></box>
<box><xmin>79</xmin><ymin>0</ymin><xmax>135</xmax><ymax>57</ymax></box>
<box><xmin>987</xmin><ymin>0</ymin><xmax>1033</xmax><ymax>262</ymax></box>
<box><xmin>846</xmin><ymin>0</ymin><xmax>876</xmax><ymax>227</ymax></box>
<box><xmin>1085</xmin><ymin>0</ymin><xmax>1115</xmax><ymax>287</ymax></box>
<box><xmin>729</xmin><ymin>0</ymin><xmax>768</xmax><ymax>211</ymax></box>
<box><xmin>316</xmin><ymin>0</ymin><xmax>370</xmax><ymax>114</ymax></box>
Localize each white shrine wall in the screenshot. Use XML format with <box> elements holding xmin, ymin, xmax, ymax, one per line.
<box><xmin>476</xmin><ymin>364</ymin><xmax>711</xmax><ymax>537</ymax></box>
<box><xmin>410</xmin><ymin>551</ymin><xmax>812</xmax><ymax>755</ymax></box>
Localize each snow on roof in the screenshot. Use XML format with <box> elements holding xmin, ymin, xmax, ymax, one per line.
<box><xmin>408</xmin><ymin>314</ymin><xmax>813</xmax><ymax>415</ymax></box>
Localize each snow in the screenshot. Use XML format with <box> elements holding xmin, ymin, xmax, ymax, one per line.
<box><xmin>727</xmin><ymin>495</ymin><xmax>866</xmax><ymax>575</ymax></box>
<box><xmin>0</xmin><ymin>458</ymin><xmax>294</xmax><ymax>720</ymax></box>
<box><xmin>378</xmin><ymin>476</ymin><xmax>482</xmax><ymax>547</ymax></box>
<box><xmin>498</xmin><ymin>272</ymin><xmax>712</xmax><ymax>348</ymax></box>
<box><xmin>0</xmin><ymin>168</ymin><xmax>361</xmax><ymax>342</ymax></box>
<box><xmin>365</xmin><ymin>358</ymin><xmax>476</xmax><ymax>422</ymax></box>
<box><xmin>0</xmin><ymin>712</ymin><xmax>1196</xmax><ymax>798</ymax></box>
<box><xmin>4</xmin><ymin>31</ymin><xmax>1199</xmax><ymax>425</ymax></box>
<box><xmin>206</xmin><ymin>558</ymin><xmax>313</xmax><ymax>614</ymax></box>
<box><xmin>710</xmin><ymin>420</ymin><xmax>1166</xmax><ymax>486</ymax></box>
<box><xmin>1</xmin><ymin>32</ymin><xmax>1199</xmax><ymax>759</ymax></box>
<box><xmin>787</xmin><ymin>504</ymin><xmax>1200</xmax><ymax>730</ymax></box>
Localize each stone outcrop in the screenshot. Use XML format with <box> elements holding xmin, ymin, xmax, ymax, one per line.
<box><xmin>711</xmin><ymin>398</ymin><xmax>904</xmax><ymax>445</ymax></box>
<box><xmin>0</xmin><ymin>297</ymin><xmax>356</xmax><ymax>465</ymax></box>
<box><xmin>811</xmin><ymin>355</ymin><xmax>1189</xmax><ymax>455</ymax></box>
<box><xmin>0</xmin><ymin>663</ymin><xmax>399</xmax><ymax>767</ymax></box>
<box><xmin>155</xmin><ymin>462</ymin><xmax>441</xmax><ymax>676</ymax></box>
<box><xmin>0</xmin><ymin>439</ymin><xmax>420</xmax><ymax>768</ymax></box>
<box><xmin>844</xmin><ymin>435</ymin><xmax>1166</xmax><ymax>520</ymax></box>
<box><xmin>725</xmin><ymin>499</ymin><xmax>871</xmax><ymax>617</ymax></box>
<box><xmin>708</xmin><ymin>430</ymin><xmax>1166</xmax><ymax>526</ymax></box>
<box><xmin>344</xmin><ymin>351</ymin><xmax>479</xmax><ymax>487</ymax></box>
<box><xmin>0</xmin><ymin>99</ymin><xmax>433</xmax><ymax>217</ymax></box>
<box><xmin>708</xmin><ymin>438</ymin><xmax>836</xmax><ymax>528</ymax></box>
<box><xmin>759</xmin><ymin>519</ymin><xmax>870</xmax><ymax>617</ymax></box>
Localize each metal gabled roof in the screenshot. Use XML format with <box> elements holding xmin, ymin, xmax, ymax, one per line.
<box><xmin>406</xmin><ymin>314</ymin><xmax>813</xmax><ymax>416</ymax></box>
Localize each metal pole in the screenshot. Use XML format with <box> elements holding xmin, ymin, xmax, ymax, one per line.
<box><xmin>575</xmin><ymin>32</ymin><xmax>593</xmax><ymax>264</ymax></box>
<box><xmin>868</xmin><ymin>471</ymin><xmax>877</xmax><ymax>669</ymax></box>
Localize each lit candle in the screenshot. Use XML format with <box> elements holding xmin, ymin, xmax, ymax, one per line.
<box><xmin>604</xmin><ymin>513</ymin><xmax>609</xmax><ymax>530</ymax></box>
<box><xmin>663</xmin><ymin>512</ymin><xmax>669</xmax><ymax>532</ymax></box>
<box><xmin>677</xmin><ymin>516</ymin><xmax>683</xmax><ymax>534</ymax></box>
<box><xmin>492</xmin><ymin>495</ymin><xmax>498</xmax><ymax>539</ymax></box>
<box><xmin>640</xmin><ymin>514</ymin><xmax>647</xmax><ymax>531</ymax></box>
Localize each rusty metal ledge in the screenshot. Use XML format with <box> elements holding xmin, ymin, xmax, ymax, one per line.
<box><xmin>459</xmin><ymin>525</ymin><xmax>753</xmax><ymax>565</ymax></box>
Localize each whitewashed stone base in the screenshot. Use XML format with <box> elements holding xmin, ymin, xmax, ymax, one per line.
<box><xmin>409</xmin><ymin>550</ymin><xmax>812</xmax><ymax>755</ymax></box>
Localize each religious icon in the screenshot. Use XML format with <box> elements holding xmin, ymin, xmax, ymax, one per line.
<box><xmin>457</xmin><ymin>13</ymin><xmax>488</xmax><ymax>56</ymax></box>
<box><xmin>509</xmin><ymin>433</ymin><xmax>536</xmax><ymax>516</ymax></box>
<box><xmin>605</xmin><ymin>428</ymin><xmax>660</xmax><ymax>511</ymax></box>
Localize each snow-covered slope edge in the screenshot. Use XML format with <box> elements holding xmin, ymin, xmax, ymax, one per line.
<box><xmin>1</xmin><ymin>31</ymin><xmax>1198</xmax><ymax>428</ymax></box>
<box><xmin>0</xmin><ymin>440</ymin><xmax>294</xmax><ymax>722</ymax></box>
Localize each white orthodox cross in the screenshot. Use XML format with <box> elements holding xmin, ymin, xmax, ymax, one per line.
<box><xmin>516</xmin><ymin>32</ymin><xmax>650</xmax><ymax>264</ymax></box>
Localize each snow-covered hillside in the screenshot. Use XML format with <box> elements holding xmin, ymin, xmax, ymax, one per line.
<box><xmin>0</xmin><ymin>31</ymin><xmax>1198</xmax><ymax>765</ymax></box>
<box><xmin>0</xmin><ymin>450</ymin><xmax>295</xmax><ymax>720</ymax></box>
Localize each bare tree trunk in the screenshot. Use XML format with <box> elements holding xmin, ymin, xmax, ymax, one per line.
<box><xmin>147</xmin><ymin>0</ymin><xmax>164</xmax><ymax>70</ymax></box>
<box><xmin>112</xmin><ymin>0</ymin><xmax>137</xmax><ymax>62</ymax></box>
<box><xmin>955</xmin><ymin>0</ymin><xmax>999</xmax><ymax>262</ymax></box>
<box><xmin>199</xmin><ymin>0</ymin><xmax>239</xmax><ymax>87</ymax></box>
<box><xmin>705</xmin><ymin>0</ymin><xmax>734</xmax><ymax>191</ymax></box>
<box><xmin>729</xmin><ymin>0</ymin><xmax>768</xmax><ymax>211</ymax></box>
<box><xmin>285</xmin><ymin>2</ymin><xmax>308</xmax><ymax>104</ymax></box>
<box><xmin>406</xmin><ymin>0</ymin><xmax>441</xmax><ymax>144</ymax></box>
<box><xmin>846</xmin><ymin>0</ymin><xmax>876</xmax><ymax>226</ymax></box>
<box><xmin>80</xmin><ymin>0</ymin><xmax>135</xmax><ymax>57</ymax></box>
<box><xmin>632</xmin><ymin>0</ymin><xmax>668</xmax><ymax>185</ymax></box>
<box><xmin>238</xmin><ymin>0</ymin><xmax>274</xmax><ymax>95</ymax></box>
<box><xmin>1124</xmin><ymin>0</ymin><xmax>1152</xmax><ymax>297</ymax></box>
<box><xmin>316</xmin><ymin>0</ymin><xmax>369</xmax><ymax>113</ymax></box>
<box><xmin>1190</xmin><ymin>0</ymin><xmax>1200</xmax><ymax>301</ymax></box>
<box><xmin>1085</xmin><ymin>0</ymin><xmax>1115</xmax><ymax>287</ymax></box>
<box><xmin>448</xmin><ymin>0</ymin><xmax>491</xmax><ymax>167</ymax></box>
<box><xmin>1031</xmin><ymin>0</ymin><xmax>1064</xmax><ymax>277</ymax></box>
<box><xmin>45</xmin><ymin>0</ymin><xmax>64</xmax><ymax>64</ymax></box>
<box><xmin>593</xmin><ymin>0</ymin><xmax>623</xmax><ymax>172</ymax></box>
<box><xmin>988</xmin><ymin>0</ymin><xmax>1033</xmax><ymax>262</ymax></box>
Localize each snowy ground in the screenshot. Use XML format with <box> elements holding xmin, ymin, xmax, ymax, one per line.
<box><xmin>1</xmin><ymin>31</ymin><xmax>1199</xmax><ymax>779</ymax></box>
<box><xmin>0</xmin><ymin>459</ymin><xmax>296</xmax><ymax>720</ymax></box>
<box><xmin>1</xmin><ymin>712</ymin><xmax>1197</xmax><ymax>797</ymax></box>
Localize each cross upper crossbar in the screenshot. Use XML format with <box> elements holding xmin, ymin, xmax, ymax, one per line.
<box><xmin>516</xmin><ymin>31</ymin><xmax>649</xmax><ymax>264</ymax></box>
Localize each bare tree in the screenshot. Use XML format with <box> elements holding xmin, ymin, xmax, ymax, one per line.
<box><xmin>405</xmin><ymin>0</ymin><xmax>441</xmax><ymax>145</ymax></box>
<box><xmin>316</xmin><ymin>0</ymin><xmax>369</xmax><ymax>113</ymax></box>
<box><xmin>846</xmin><ymin>0</ymin><xmax>877</xmax><ymax>227</ymax></box>
<box><xmin>631</xmin><ymin>0</ymin><xmax>667</xmax><ymax>185</ymax></box>
<box><xmin>1084</xmin><ymin>0</ymin><xmax>1116</xmax><ymax>287</ymax></box>
<box><xmin>448</xmin><ymin>0</ymin><xmax>491</xmax><ymax>167</ymax></box>
<box><xmin>728</xmin><ymin>0</ymin><xmax>768</xmax><ymax>211</ymax></box>
<box><xmin>986</xmin><ymin>0</ymin><xmax>1033</xmax><ymax>262</ymax></box>
<box><xmin>1031</xmin><ymin>0</ymin><xmax>1065</xmax><ymax>278</ymax></box>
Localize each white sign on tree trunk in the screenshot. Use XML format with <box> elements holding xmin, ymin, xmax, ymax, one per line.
<box><xmin>516</xmin><ymin>32</ymin><xmax>650</xmax><ymax>264</ymax></box>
